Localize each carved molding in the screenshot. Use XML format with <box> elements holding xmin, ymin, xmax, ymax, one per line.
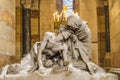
<box><xmin>31</xmin><ymin>10</ymin><xmax>39</xmax><ymax>18</ymax></box>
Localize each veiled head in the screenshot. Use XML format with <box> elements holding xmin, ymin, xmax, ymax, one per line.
<box><xmin>66</xmin><ymin>13</ymin><xmax>83</xmax><ymax>30</ymax></box>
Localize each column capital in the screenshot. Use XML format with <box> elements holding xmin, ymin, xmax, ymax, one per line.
<box><xmin>21</xmin><ymin>0</ymin><xmax>32</xmax><ymax>9</ymax></box>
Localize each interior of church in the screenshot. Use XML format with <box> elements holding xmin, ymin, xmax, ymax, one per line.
<box><xmin>0</xmin><ymin>0</ymin><xmax>120</xmax><ymax>78</ymax></box>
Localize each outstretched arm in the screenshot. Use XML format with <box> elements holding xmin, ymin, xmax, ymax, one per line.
<box><xmin>55</xmin><ymin>31</ymin><xmax>72</xmax><ymax>42</ymax></box>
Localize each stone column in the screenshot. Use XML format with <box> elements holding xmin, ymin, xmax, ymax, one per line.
<box><xmin>21</xmin><ymin>0</ymin><xmax>32</xmax><ymax>56</ymax></box>
<box><xmin>104</xmin><ymin>2</ymin><xmax>110</xmax><ymax>52</ymax></box>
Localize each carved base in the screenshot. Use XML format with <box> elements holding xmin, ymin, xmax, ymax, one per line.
<box><xmin>109</xmin><ymin>68</ymin><xmax>120</xmax><ymax>80</ymax></box>
<box><xmin>0</xmin><ymin>68</ymin><xmax>118</xmax><ymax>80</ymax></box>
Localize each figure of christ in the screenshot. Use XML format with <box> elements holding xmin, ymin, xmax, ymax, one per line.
<box><xmin>37</xmin><ymin>32</ymin><xmax>72</xmax><ymax>72</ymax></box>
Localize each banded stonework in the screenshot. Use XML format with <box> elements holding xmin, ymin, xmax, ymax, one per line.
<box><xmin>0</xmin><ymin>0</ymin><xmax>15</xmax><ymax>67</ymax></box>
<box><xmin>109</xmin><ymin>0</ymin><xmax>120</xmax><ymax>68</ymax></box>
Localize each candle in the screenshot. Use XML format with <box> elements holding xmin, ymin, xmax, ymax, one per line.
<box><xmin>75</xmin><ymin>12</ymin><xmax>78</xmax><ymax>15</ymax></box>
<box><xmin>57</xmin><ymin>15</ymin><xmax>59</xmax><ymax>22</ymax></box>
<box><xmin>53</xmin><ymin>13</ymin><xmax>55</xmax><ymax>21</ymax></box>
<box><xmin>55</xmin><ymin>11</ymin><xmax>58</xmax><ymax>21</ymax></box>
<box><xmin>62</xmin><ymin>11</ymin><xmax>65</xmax><ymax>21</ymax></box>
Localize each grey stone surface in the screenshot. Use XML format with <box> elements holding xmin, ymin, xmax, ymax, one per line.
<box><xmin>0</xmin><ymin>69</ymin><xmax>118</xmax><ymax>80</ymax></box>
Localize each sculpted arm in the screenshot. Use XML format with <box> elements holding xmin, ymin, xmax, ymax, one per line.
<box><xmin>55</xmin><ymin>31</ymin><xmax>72</xmax><ymax>42</ymax></box>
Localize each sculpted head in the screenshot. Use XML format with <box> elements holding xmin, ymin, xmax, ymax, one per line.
<box><xmin>66</xmin><ymin>13</ymin><xmax>83</xmax><ymax>30</ymax></box>
<box><xmin>43</xmin><ymin>32</ymin><xmax>56</xmax><ymax>41</ymax></box>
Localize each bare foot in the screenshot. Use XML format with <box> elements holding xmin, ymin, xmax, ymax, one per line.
<box><xmin>38</xmin><ymin>66</ymin><xmax>52</xmax><ymax>75</ymax></box>
<box><xmin>0</xmin><ymin>65</ymin><xmax>10</xmax><ymax>79</ymax></box>
<box><xmin>67</xmin><ymin>63</ymin><xmax>74</xmax><ymax>73</ymax></box>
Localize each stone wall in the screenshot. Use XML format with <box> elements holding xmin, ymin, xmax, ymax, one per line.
<box><xmin>16</xmin><ymin>6</ymin><xmax>22</xmax><ymax>61</ymax></box>
<box><xmin>109</xmin><ymin>0</ymin><xmax>120</xmax><ymax>68</ymax></box>
<box><xmin>97</xmin><ymin>8</ymin><xmax>106</xmax><ymax>67</ymax></box>
<box><xmin>97</xmin><ymin>0</ymin><xmax>107</xmax><ymax>67</ymax></box>
<box><xmin>40</xmin><ymin>0</ymin><xmax>56</xmax><ymax>40</ymax></box>
<box><xmin>0</xmin><ymin>0</ymin><xmax>15</xmax><ymax>67</ymax></box>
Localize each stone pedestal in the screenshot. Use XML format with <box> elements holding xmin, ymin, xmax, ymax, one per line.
<box><xmin>109</xmin><ymin>68</ymin><xmax>120</xmax><ymax>80</ymax></box>
<box><xmin>0</xmin><ymin>69</ymin><xmax>118</xmax><ymax>80</ymax></box>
